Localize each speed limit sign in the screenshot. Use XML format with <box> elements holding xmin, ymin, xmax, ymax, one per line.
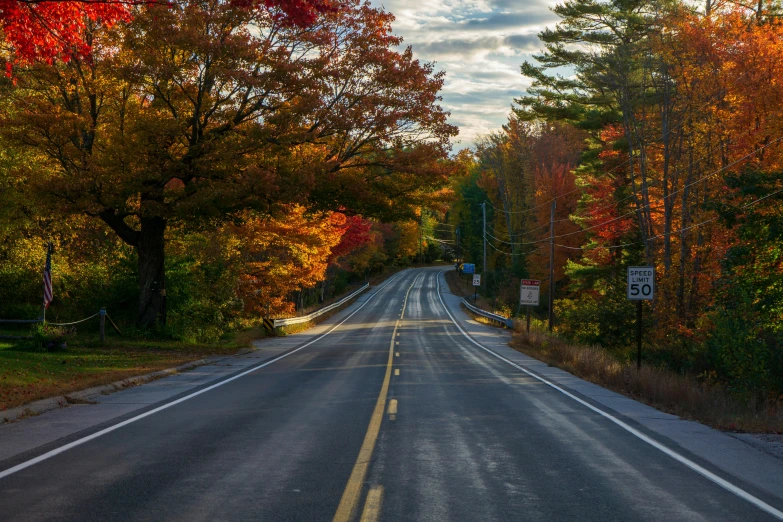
<box><xmin>627</xmin><ymin>266</ymin><xmax>655</xmax><ymax>300</ymax></box>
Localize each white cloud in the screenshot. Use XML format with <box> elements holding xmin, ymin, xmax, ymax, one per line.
<box><xmin>370</xmin><ymin>0</ymin><xmax>560</xmax><ymax>150</ymax></box>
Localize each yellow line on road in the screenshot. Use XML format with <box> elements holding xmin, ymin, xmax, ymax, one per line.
<box><xmin>332</xmin><ymin>274</ymin><xmax>418</xmax><ymax>522</ymax></box>
<box><xmin>387</xmin><ymin>399</ymin><xmax>398</xmax><ymax>414</ymax></box>
<box><xmin>394</xmin><ymin>369</ymin><xmax>400</xmax><ymax>376</ymax></box>
<box><xmin>360</xmin><ymin>485</ymin><xmax>384</xmax><ymax>522</ymax></box>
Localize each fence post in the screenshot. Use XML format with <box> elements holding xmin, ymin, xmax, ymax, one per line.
<box><xmin>100</xmin><ymin>308</ymin><xmax>106</xmax><ymax>343</ymax></box>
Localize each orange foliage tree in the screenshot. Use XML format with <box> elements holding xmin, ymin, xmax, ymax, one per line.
<box><xmin>231</xmin><ymin>207</ymin><xmax>346</xmax><ymax>317</ymax></box>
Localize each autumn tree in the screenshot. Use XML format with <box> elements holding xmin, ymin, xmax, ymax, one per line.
<box><xmin>3</xmin><ymin>0</ymin><xmax>456</xmax><ymax>328</ymax></box>
<box><xmin>0</xmin><ymin>0</ymin><xmax>334</xmax><ymax>66</ymax></box>
<box><xmin>231</xmin><ymin>206</ymin><xmax>346</xmax><ymax>317</ymax></box>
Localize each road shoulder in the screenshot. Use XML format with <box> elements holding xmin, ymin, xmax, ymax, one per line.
<box><xmin>435</xmin><ymin>268</ymin><xmax>783</xmax><ymax>502</ymax></box>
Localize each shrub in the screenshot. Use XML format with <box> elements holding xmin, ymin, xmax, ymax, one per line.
<box><xmin>29</xmin><ymin>323</ymin><xmax>77</xmax><ymax>351</ymax></box>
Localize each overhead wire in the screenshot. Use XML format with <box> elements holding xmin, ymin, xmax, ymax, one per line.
<box><xmin>554</xmin><ymin>185</ymin><xmax>783</xmax><ymax>251</ymax></box>
<box><xmin>486</xmin><ymin>80</ymin><xmax>753</xmax><ymax>225</ymax></box>
<box><xmin>481</xmin><ymin>134</ymin><xmax>783</xmax><ymax>251</ymax></box>
<box><xmin>540</xmin><ymin>135</ymin><xmax>783</xmax><ymax>243</ymax></box>
<box><xmin>484</xmin><ymin>236</ymin><xmax>542</xmax><ymax>257</ymax></box>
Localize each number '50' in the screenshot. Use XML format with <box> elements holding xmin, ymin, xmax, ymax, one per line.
<box><xmin>630</xmin><ymin>283</ymin><xmax>652</xmax><ymax>296</ymax></box>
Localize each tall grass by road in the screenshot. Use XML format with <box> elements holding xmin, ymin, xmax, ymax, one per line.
<box><xmin>512</xmin><ymin>326</ymin><xmax>783</xmax><ymax>433</ymax></box>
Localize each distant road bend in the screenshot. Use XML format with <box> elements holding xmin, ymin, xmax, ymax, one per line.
<box><xmin>1</xmin><ymin>267</ymin><xmax>782</xmax><ymax>521</ymax></box>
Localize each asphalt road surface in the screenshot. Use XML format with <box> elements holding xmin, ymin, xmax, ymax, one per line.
<box><xmin>1</xmin><ymin>268</ymin><xmax>781</xmax><ymax>521</ymax></box>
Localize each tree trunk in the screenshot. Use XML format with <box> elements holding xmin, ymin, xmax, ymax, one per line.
<box><xmin>137</xmin><ymin>216</ymin><xmax>167</xmax><ymax>329</ymax></box>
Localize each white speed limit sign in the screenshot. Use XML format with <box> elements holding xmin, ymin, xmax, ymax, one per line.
<box><xmin>627</xmin><ymin>266</ymin><xmax>655</xmax><ymax>300</ymax></box>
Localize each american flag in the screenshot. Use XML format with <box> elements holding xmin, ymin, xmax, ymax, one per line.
<box><xmin>43</xmin><ymin>243</ymin><xmax>53</xmax><ymax>309</ymax></box>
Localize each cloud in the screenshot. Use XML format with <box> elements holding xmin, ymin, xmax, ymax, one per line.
<box><xmin>412</xmin><ymin>33</ymin><xmax>541</xmax><ymax>60</ymax></box>
<box><xmin>370</xmin><ymin>0</ymin><xmax>560</xmax><ymax>150</ymax></box>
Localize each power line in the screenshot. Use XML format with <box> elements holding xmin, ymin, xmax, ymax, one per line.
<box><xmin>486</xmin><ymin>229</ymin><xmax>546</xmax><ymax>246</ymax></box>
<box><xmin>545</xmin><ymin>135</ymin><xmax>783</xmax><ymax>243</ymax></box>
<box><xmin>555</xmin><ymin>185</ymin><xmax>783</xmax><ymax>251</ymax></box>
<box><xmin>485</xmin><ymin>80</ymin><xmax>755</xmax><ymax>225</ymax></box>
<box><xmin>425</xmin><ymin>236</ymin><xmax>455</xmax><ymax>244</ymax></box>
<box><xmin>485</xmin><ymin>237</ymin><xmax>541</xmax><ymax>257</ymax></box>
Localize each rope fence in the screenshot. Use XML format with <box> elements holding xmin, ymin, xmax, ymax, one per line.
<box><xmin>47</xmin><ymin>311</ymin><xmax>101</xmax><ymax>327</ymax></box>
<box><xmin>0</xmin><ymin>308</ymin><xmax>122</xmax><ymax>341</ymax></box>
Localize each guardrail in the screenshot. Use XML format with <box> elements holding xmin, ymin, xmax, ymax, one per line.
<box><xmin>266</xmin><ymin>283</ymin><xmax>370</xmax><ymax>330</ymax></box>
<box><xmin>461</xmin><ymin>298</ymin><xmax>513</xmax><ymax>328</ymax></box>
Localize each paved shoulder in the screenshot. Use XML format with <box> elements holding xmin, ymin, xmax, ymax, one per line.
<box><xmin>435</xmin><ymin>267</ymin><xmax>783</xmax><ymax>507</ymax></box>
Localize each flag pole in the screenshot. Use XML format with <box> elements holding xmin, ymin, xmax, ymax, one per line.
<box><xmin>42</xmin><ymin>242</ymin><xmax>52</xmax><ymax>324</ymax></box>
<box><xmin>43</xmin><ymin>243</ymin><xmax>46</xmax><ymax>324</ymax></box>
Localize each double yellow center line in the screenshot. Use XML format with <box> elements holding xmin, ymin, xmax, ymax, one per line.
<box><xmin>332</xmin><ymin>274</ymin><xmax>419</xmax><ymax>522</ymax></box>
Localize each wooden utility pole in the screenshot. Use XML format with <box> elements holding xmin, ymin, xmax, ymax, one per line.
<box><xmin>548</xmin><ymin>200</ymin><xmax>556</xmax><ymax>332</ymax></box>
<box><xmin>482</xmin><ymin>202</ymin><xmax>487</xmax><ymax>293</ymax></box>
<box><xmin>456</xmin><ymin>227</ymin><xmax>461</xmax><ymax>263</ymax></box>
<box><xmin>419</xmin><ymin>214</ymin><xmax>423</xmax><ymax>266</ymax></box>
<box><xmin>100</xmin><ymin>307</ymin><xmax>106</xmax><ymax>344</ymax></box>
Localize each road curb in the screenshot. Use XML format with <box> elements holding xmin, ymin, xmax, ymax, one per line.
<box><xmin>1</xmin><ymin>357</ymin><xmax>213</xmax><ymax>424</ymax></box>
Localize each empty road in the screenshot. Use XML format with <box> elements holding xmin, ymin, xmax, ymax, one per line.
<box><xmin>1</xmin><ymin>268</ymin><xmax>781</xmax><ymax>521</ymax></box>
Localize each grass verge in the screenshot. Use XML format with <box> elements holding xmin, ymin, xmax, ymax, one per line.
<box><xmin>0</xmin><ymin>334</ymin><xmax>247</xmax><ymax>413</ymax></box>
<box><xmin>511</xmin><ymin>326</ymin><xmax>783</xmax><ymax>433</ymax></box>
<box><xmin>0</xmin><ymin>268</ymin><xmax>404</xmax><ymax>414</ymax></box>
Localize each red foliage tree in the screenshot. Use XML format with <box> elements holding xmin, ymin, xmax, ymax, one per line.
<box><xmin>328</xmin><ymin>215</ymin><xmax>373</xmax><ymax>264</ymax></box>
<box><xmin>1</xmin><ymin>0</ymin><xmax>334</xmax><ymax>66</ymax></box>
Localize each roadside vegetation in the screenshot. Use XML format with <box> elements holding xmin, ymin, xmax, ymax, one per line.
<box><xmin>512</xmin><ymin>326</ymin><xmax>783</xmax><ymax>433</ymax></box>
<box><xmin>0</xmin><ymin>336</ymin><xmax>242</xmax><ymax>412</ymax></box>
<box><xmin>444</xmin><ymin>0</ymin><xmax>783</xmax><ymax>426</ymax></box>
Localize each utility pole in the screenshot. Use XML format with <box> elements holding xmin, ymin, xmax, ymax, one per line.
<box><xmin>482</xmin><ymin>202</ymin><xmax>487</xmax><ymax>293</ymax></box>
<box><xmin>419</xmin><ymin>213</ymin><xmax>423</xmax><ymax>266</ymax></box>
<box><xmin>456</xmin><ymin>227</ymin><xmax>460</xmax><ymax>263</ymax></box>
<box><xmin>548</xmin><ymin>200</ymin><xmax>556</xmax><ymax>332</ymax></box>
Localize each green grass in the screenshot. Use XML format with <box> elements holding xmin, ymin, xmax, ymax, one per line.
<box><xmin>0</xmin><ymin>332</ymin><xmax>249</xmax><ymax>413</ymax></box>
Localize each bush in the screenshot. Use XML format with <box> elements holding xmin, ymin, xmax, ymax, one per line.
<box><xmin>556</xmin><ymin>291</ymin><xmax>638</xmax><ymax>350</ymax></box>
<box><xmin>705</xmin><ymin>299</ymin><xmax>783</xmax><ymax>397</ymax></box>
<box><xmin>29</xmin><ymin>323</ymin><xmax>77</xmax><ymax>351</ymax></box>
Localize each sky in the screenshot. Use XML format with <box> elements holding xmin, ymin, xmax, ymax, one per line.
<box><xmin>368</xmin><ymin>0</ymin><xmax>561</xmax><ymax>151</ymax></box>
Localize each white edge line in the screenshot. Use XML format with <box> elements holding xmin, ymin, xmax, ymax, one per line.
<box><xmin>0</xmin><ymin>270</ymin><xmax>411</xmax><ymax>480</ymax></box>
<box><xmin>435</xmin><ymin>270</ymin><xmax>783</xmax><ymax>521</ymax></box>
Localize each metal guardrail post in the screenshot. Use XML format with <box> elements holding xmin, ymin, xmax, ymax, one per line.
<box><xmin>461</xmin><ymin>298</ymin><xmax>512</xmax><ymax>328</ymax></box>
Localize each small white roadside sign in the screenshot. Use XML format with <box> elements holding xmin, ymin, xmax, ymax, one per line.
<box><xmin>627</xmin><ymin>266</ymin><xmax>655</xmax><ymax>300</ymax></box>
<box><xmin>520</xmin><ymin>279</ymin><xmax>541</xmax><ymax>306</ymax></box>
<box><xmin>472</xmin><ymin>274</ymin><xmax>481</xmax><ymax>286</ymax></box>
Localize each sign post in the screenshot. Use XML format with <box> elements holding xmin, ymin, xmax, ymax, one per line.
<box><xmin>472</xmin><ymin>274</ymin><xmax>481</xmax><ymax>304</ymax></box>
<box><xmin>462</xmin><ymin>263</ymin><xmax>475</xmax><ymax>287</ymax></box>
<box><xmin>627</xmin><ymin>266</ymin><xmax>655</xmax><ymax>370</ymax></box>
<box><xmin>520</xmin><ymin>280</ymin><xmax>541</xmax><ymax>334</ymax></box>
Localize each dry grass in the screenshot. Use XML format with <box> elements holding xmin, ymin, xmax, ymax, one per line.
<box><xmin>512</xmin><ymin>326</ymin><xmax>783</xmax><ymax>433</ymax></box>
<box><xmin>460</xmin><ymin>303</ymin><xmax>508</xmax><ymax>330</ymax></box>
